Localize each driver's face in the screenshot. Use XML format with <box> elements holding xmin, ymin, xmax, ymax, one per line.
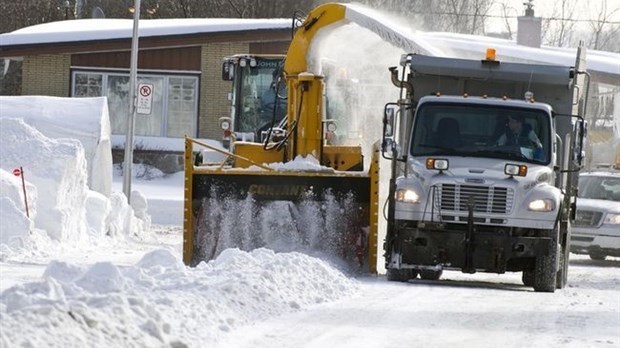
<box><xmin>508</xmin><ymin>117</ymin><xmax>522</xmax><ymax>132</ymax></box>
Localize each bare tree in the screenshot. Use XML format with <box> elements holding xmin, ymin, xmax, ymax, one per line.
<box><xmin>587</xmin><ymin>0</ymin><xmax>620</xmax><ymax>51</ymax></box>
<box><xmin>542</xmin><ymin>0</ymin><xmax>576</xmax><ymax>47</ymax></box>
<box><xmin>498</xmin><ymin>2</ymin><xmax>517</xmax><ymax>39</ymax></box>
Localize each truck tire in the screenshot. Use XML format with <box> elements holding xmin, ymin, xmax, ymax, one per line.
<box><xmin>589</xmin><ymin>253</ymin><xmax>606</xmax><ymax>261</ymax></box>
<box><xmin>533</xmin><ymin>225</ymin><xmax>559</xmax><ymax>292</ymax></box>
<box><xmin>419</xmin><ymin>269</ymin><xmax>442</xmax><ymax>281</ymax></box>
<box><xmin>386</xmin><ymin>268</ymin><xmax>418</xmax><ymax>282</ymax></box>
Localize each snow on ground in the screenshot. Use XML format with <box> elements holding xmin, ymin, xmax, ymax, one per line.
<box><xmin>1</xmin><ymin>248</ymin><xmax>357</xmax><ymax>347</ymax></box>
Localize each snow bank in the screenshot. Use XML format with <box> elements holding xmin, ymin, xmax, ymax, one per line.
<box><xmin>0</xmin><ymin>168</ymin><xmax>37</xmax><ymax>220</ymax></box>
<box><xmin>0</xmin><ymin>118</ymin><xmax>147</xmax><ymax>256</ymax></box>
<box><xmin>0</xmin><ymin>96</ymin><xmax>113</xmax><ymax>197</ymax></box>
<box><xmin>0</xmin><ymin>198</ymin><xmax>32</xmax><ymax>251</ymax></box>
<box><xmin>0</xmin><ymin>248</ymin><xmax>358</xmax><ymax>347</ymax></box>
<box><xmin>0</xmin><ymin>118</ymin><xmax>89</xmax><ymax>242</ymax></box>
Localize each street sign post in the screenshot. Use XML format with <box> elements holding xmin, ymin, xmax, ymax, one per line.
<box><xmin>122</xmin><ymin>0</ymin><xmax>141</xmax><ymax>204</ymax></box>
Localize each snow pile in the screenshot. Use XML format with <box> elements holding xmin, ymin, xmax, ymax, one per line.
<box><xmin>0</xmin><ymin>118</ymin><xmax>89</xmax><ymax>242</ymax></box>
<box><xmin>0</xmin><ymin>248</ymin><xmax>358</xmax><ymax>347</ymax></box>
<box><xmin>245</xmin><ymin>154</ymin><xmax>336</xmax><ymax>172</ymax></box>
<box><xmin>0</xmin><ymin>118</ymin><xmax>146</xmax><ymax>257</ymax></box>
<box><xmin>268</xmin><ymin>154</ymin><xmax>335</xmax><ymax>171</ymax></box>
<box><xmin>0</xmin><ymin>96</ymin><xmax>113</xmax><ymax>197</ymax></box>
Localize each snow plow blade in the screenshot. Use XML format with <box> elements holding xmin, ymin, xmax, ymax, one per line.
<box><xmin>182</xmin><ymin>138</ymin><xmax>379</xmax><ymax>273</ymax></box>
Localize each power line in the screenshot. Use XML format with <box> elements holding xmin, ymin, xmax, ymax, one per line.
<box><xmin>404</xmin><ymin>10</ymin><xmax>620</xmax><ymax>25</ymax></box>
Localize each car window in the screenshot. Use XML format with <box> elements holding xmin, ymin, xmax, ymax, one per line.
<box><xmin>579</xmin><ymin>175</ymin><xmax>620</xmax><ymax>202</ymax></box>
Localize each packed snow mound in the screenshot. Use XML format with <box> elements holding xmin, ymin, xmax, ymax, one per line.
<box><xmin>0</xmin><ymin>96</ymin><xmax>113</xmax><ymax>197</ymax></box>
<box><xmin>0</xmin><ymin>118</ymin><xmax>148</xmax><ymax>255</ymax></box>
<box><xmin>0</xmin><ymin>168</ymin><xmax>37</xmax><ymax>220</ymax></box>
<box><xmin>0</xmin><ymin>197</ymin><xmax>32</xmax><ymax>250</ymax></box>
<box><xmin>0</xmin><ymin>248</ymin><xmax>358</xmax><ymax>347</ymax></box>
<box><xmin>0</xmin><ymin>118</ymin><xmax>89</xmax><ymax>242</ymax></box>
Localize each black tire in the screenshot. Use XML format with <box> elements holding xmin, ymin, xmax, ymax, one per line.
<box><xmin>386</xmin><ymin>268</ymin><xmax>418</xmax><ymax>282</ymax></box>
<box><xmin>533</xmin><ymin>253</ymin><xmax>557</xmax><ymax>292</ymax></box>
<box><xmin>589</xmin><ymin>252</ymin><xmax>606</xmax><ymax>261</ymax></box>
<box><xmin>533</xmin><ymin>229</ymin><xmax>558</xmax><ymax>292</ymax></box>
<box><xmin>522</xmin><ymin>270</ymin><xmax>534</xmax><ymax>287</ymax></box>
<box><xmin>419</xmin><ymin>269</ymin><xmax>442</xmax><ymax>281</ymax></box>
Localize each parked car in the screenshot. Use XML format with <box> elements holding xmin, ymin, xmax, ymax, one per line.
<box><xmin>571</xmin><ymin>171</ymin><xmax>620</xmax><ymax>260</ymax></box>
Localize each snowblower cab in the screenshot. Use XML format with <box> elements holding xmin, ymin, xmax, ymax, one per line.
<box><xmin>219</xmin><ymin>54</ymin><xmax>286</xmax><ymax>148</ymax></box>
<box><xmin>183</xmin><ymin>3</ymin><xmax>386</xmax><ymax>272</ymax></box>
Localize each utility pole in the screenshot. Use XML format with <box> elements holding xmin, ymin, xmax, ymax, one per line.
<box><xmin>122</xmin><ymin>0</ymin><xmax>141</xmax><ymax>204</ymax></box>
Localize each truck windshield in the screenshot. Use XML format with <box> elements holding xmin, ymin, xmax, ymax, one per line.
<box><xmin>410</xmin><ymin>103</ymin><xmax>551</xmax><ymax>164</ymax></box>
<box><xmin>235</xmin><ymin>58</ymin><xmax>286</xmax><ymax>133</ymax></box>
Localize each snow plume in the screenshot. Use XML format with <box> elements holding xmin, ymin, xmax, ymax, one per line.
<box><xmin>307</xmin><ymin>22</ymin><xmax>403</xmax><ymax>169</ymax></box>
<box><xmin>0</xmin><ymin>248</ymin><xmax>358</xmax><ymax>347</ymax></box>
<box><xmin>0</xmin><ymin>118</ymin><xmax>147</xmax><ymax>257</ymax></box>
<box><xmin>193</xmin><ymin>189</ymin><xmax>367</xmax><ymax>272</ymax></box>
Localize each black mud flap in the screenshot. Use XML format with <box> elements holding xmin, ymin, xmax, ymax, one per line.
<box><xmin>188</xmin><ymin>171</ymin><xmax>371</xmax><ymax>271</ymax></box>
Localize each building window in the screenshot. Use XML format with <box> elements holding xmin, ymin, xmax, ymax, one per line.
<box><xmin>74</xmin><ymin>73</ymin><xmax>102</xmax><ymax>97</ymax></box>
<box><xmin>71</xmin><ymin>71</ymin><xmax>198</xmax><ymax>138</ymax></box>
<box><xmin>168</xmin><ymin>77</ymin><xmax>197</xmax><ymax>138</ymax></box>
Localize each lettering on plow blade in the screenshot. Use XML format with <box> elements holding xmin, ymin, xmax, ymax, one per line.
<box><xmin>248</xmin><ymin>184</ymin><xmax>307</xmax><ymax>198</ymax></box>
<box><xmin>190</xmin><ymin>175</ymin><xmax>371</xmax><ymax>271</ymax></box>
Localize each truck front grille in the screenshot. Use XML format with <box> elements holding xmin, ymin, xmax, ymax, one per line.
<box><xmin>437</xmin><ymin>184</ymin><xmax>513</xmax><ymax>214</ymax></box>
<box><xmin>573</xmin><ymin>210</ymin><xmax>603</xmax><ymax>227</ymax></box>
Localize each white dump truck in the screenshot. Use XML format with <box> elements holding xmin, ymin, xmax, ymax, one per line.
<box><xmin>381</xmin><ymin>48</ymin><xmax>589</xmax><ymax>292</ymax></box>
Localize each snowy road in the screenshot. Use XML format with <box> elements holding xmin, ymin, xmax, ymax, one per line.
<box><xmin>220</xmin><ymin>255</ymin><xmax>619</xmax><ymax>348</ymax></box>
<box><xmin>1</xmin><ymin>224</ymin><xmax>618</xmax><ymax>347</ymax></box>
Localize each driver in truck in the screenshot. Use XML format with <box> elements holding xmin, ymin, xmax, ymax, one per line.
<box><xmin>497</xmin><ymin>114</ymin><xmax>542</xmax><ymax>148</ymax></box>
<box><xmin>497</xmin><ymin>114</ymin><xmax>544</xmax><ymax>160</ymax></box>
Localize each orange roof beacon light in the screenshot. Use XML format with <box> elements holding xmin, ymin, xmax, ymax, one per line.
<box><xmin>485</xmin><ymin>48</ymin><xmax>496</xmax><ymax>61</ymax></box>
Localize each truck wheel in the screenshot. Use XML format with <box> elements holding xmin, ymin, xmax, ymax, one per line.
<box><xmin>533</xmin><ymin>236</ymin><xmax>558</xmax><ymax>292</ymax></box>
<box><xmin>386</xmin><ymin>268</ymin><xmax>418</xmax><ymax>282</ymax></box>
<box><xmin>589</xmin><ymin>253</ymin><xmax>606</xmax><ymax>261</ymax></box>
<box><xmin>419</xmin><ymin>269</ymin><xmax>442</xmax><ymax>281</ymax></box>
<box><xmin>522</xmin><ymin>271</ymin><xmax>534</xmax><ymax>287</ymax></box>
<box><xmin>533</xmin><ymin>254</ymin><xmax>557</xmax><ymax>292</ymax></box>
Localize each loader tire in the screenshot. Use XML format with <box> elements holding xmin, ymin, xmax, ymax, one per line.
<box><xmin>589</xmin><ymin>252</ymin><xmax>606</xmax><ymax>261</ymax></box>
<box><xmin>386</xmin><ymin>268</ymin><xmax>417</xmax><ymax>282</ymax></box>
<box><xmin>419</xmin><ymin>269</ymin><xmax>442</xmax><ymax>281</ymax></box>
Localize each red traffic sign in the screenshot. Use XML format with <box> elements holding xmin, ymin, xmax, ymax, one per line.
<box><xmin>13</xmin><ymin>168</ymin><xmax>21</xmax><ymax>176</ymax></box>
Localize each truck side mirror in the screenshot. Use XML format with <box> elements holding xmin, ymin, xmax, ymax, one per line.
<box><xmin>384</xmin><ymin>107</ymin><xmax>395</xmax><ymax>138</ymax></box>
<box><xmin>222</xmin><ymin>61</ymin><xmax>233</xmax><ymax>81</ymax></box>
<box><xmin>382</xmin><ymin>105</ymin><xmax>398</xmax><ymax>158</ymax></box>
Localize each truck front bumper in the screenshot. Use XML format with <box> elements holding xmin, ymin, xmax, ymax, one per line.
<box><xmin>390</xmin><ymin>221</ymin><xmax>553</xmax><ymax>273</ymax></box>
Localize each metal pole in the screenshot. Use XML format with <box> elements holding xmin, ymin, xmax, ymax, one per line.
<box><xmin>122</xmin><ymin>0</ymin><xmax>141</xmax><ymax>204</ymax></box>
<box><xmin>19</xmin><ymin>167</ymin><xmax>29</xmax><ymax>218</ymax></box>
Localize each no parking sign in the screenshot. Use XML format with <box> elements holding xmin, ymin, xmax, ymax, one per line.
<box><xmin>137</xmin><ymin>83</ymin><xmax>153</xmax><ymax>115</ymax></box>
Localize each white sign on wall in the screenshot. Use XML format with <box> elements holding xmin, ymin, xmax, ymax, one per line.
<box><xmin>136</xmin><ymin>83</ymin><xmax>153</xmax><ymax>115</ymax></box>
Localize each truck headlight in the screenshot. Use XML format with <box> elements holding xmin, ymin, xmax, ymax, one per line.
<box><xmin>528</xmin><ymin>199</ymin><xmax>555</xmax><ymax>212</ymax></box>
<box><xmin>395</xmin><ymin>189</ymin><xmax>420</xmax><ymax>203</ymax></box>
<box><xmin>603</xmin><ymin>213</ymin><xmax>620</xmax><ymax>225</ymax></box>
